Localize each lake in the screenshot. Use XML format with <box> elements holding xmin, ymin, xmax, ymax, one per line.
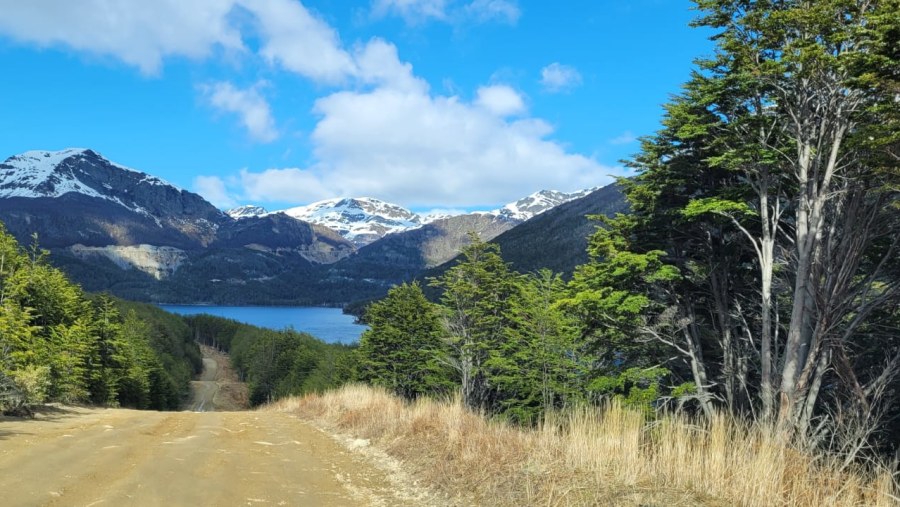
<box><xmin>158</xmin><ymin>305</ymin><xmax>367</xmax><ymax>344</ymax></box>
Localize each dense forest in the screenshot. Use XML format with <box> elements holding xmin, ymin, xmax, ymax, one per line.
<box><xmin>0</xmin><ymin>225</ymin><xmax>202</xmax><ymax>414</ymax></box>
<box><xmin>357</xmin><ymin>0</ymin><xmax>900</xmax><ymax>465</ymax></box>
<box><xmin>185</xmin><ymin>315</ymin><xmax>355</xmax><ymax>405</ymax></box>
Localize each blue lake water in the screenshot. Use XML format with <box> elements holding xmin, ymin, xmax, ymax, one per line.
<box><xmin>158</xmin><ymin>305</ymin><xmax>367</xmax><ymax>344</ymax></box>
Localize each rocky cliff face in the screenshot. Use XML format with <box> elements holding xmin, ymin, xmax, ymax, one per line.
<box><xmin>68</xmin><ymin>244</ymin><xmax>188</xmax><ymax>280</ymax></box>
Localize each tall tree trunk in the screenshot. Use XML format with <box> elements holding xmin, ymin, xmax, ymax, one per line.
<box><xmin>683</xmin><ymin>302</ymin><xmax>715</xmax><ymax>419</ymax></box>
<box><xmin>779</xmin><ymin>115</ymin><xmax>849</xmax><ymax>435</ymax></box>
<box><xmin>758</xmin><ymin>175</ymin><xmax>777</xmax><ymax>421</ymax></box>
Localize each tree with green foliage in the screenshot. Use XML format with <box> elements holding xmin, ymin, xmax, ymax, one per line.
<box><xmin>0</xmin><ymin>222</ymin><xmax>200</xmax><ymax>413</ymax></box>
<box><xmin>357</xmin><ymin>281</ymin><xmax>452</xmax><ymax>400</ymax></box>
<box><xmin>426</xmin><ymin>237</ymin><xmax>592</xmax><ymax>422</ymax></box>
<box><xmin>488</xmin><ymin>270</ymin><xmax>587</xmax><ymax>423</ymax></box>
<box><xmin>431</xmin><ymin>235</ymin><xmax>519</xmax><ymax>411</ymax></box>
<box><xmin>685</xmin><ymin>0</ymin><xmax>900</xmax><ymax>435</ymax></box>
<box><xmin>575</xmin><ymin>0</ymin><xmax>900</xmax><ymax>453</ymax></box>
<box><xmin>46</xmin><ymin>316</ymin><xmax>91</xmax><ymax>402</ymax></box>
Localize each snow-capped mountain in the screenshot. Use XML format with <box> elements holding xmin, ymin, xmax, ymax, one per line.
<box><xmin>280</xmin><ymin>197</ymin><xmax>423</xmax><ymax>247</ymax></box>
<box><xmin>0</xmin><ymin>149</ymin><xmax>353</xmax><ymax>269</ymax></box>
<box><xmin>0</xmin><ymin>147</ymin><xmax>621</xmax><ymax>305</ymax></box>
<box><xmin>233</xmin><ymin>188</ymin><xmax>598</xmax><ymax>247</ymax></box>
<box><xmin>0</xmin><ymin>148</ymin><xmax>226</xmax><ymax>248</ymax></box>
<box><xmin>227</xmin><ymin>204</ymin><xmax>268</xmax><ymax>219</ymax></box>
<box><xmin>1</xmin><ymin>148</ymin><xmax>179</xmax><ymax>217</ymax></box>
<box><xmin>495</xmin><ymin>189</ymin><xmax>598</xmax><ymax>221</ymax></box>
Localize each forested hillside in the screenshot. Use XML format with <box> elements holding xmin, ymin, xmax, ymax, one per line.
<box><xmin>415</xmin><ymin>183</ymin><xmax>626</xmax><ymax>293</ymax></box>
<box><xmin>486</xmin><ymin>183</ymin><xmax>627</xmax><ymax>275</ymax></box>
<box><xmin>0</xmin><ymin>223</ymin><xmax>201</xmax><ymax>414</ymax></box>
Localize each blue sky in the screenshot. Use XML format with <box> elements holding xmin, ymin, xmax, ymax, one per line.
<box><xmin>0</xmin><ymin>0</ymin><xmax>712</xmax><ymax>213</ymax></box>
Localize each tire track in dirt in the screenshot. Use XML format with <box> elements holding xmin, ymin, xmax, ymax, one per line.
<box><xmin>186</xmin><ymin>345</ymin><xmax>248</xmax><ymax>412</ymax></box>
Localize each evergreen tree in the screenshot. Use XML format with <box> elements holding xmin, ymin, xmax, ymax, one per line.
<box><xmin>431</xmin><ymin>235</ymin><xmax>518</xmax><ymax>411</ymax></box>
<box><xmin>87</xmin><ymin>296</ymin><xmax>127</xmax><ymax>405</ymax></box>
<box><xmin>357</xmin><ymin>281</ymin><xmax>451</xmax><ymax>400</ymax></box>
<box><xmin>46</xmin><ymin>317</ymin><xmax>91</xmax><ymax>402</ymax></box>
<box><xmin>0</xmin><ymin>223</ymin><xmax>202</xmax><ymax>413</ymax></box>
<box><xmin>488</xmin><ymin>270</ymin><xmax>587</xmax><ymax>423</ymax></box>
<box><xmin>571</xmin><ymin>0</ymin><xmax>900</xmax><ymax>451</ymax></box>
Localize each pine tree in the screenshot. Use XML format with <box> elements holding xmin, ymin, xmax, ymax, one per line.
<box><xmin>358</xmin><ymin>281</ymin><xmax>451</xmax><ymax>400</ymax></box>
<box><xmin>86</xmin><ymin>296</ymin><xmax>127</xmax><ymax>406</ymax></box>
<box><xmin>431</xmin><ymin>235</ymin><xmax>518</xmax><ymax>411</ymax></box>
<box><xmin>488</xmin><ymin>270</ymin><xmax>587</xmax><ymax>423</ymax></box>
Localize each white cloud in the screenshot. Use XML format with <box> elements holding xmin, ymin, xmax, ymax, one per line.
<box><xmin>0</xmin><ymin>0</ymin><xmax>393</xmax><ymax>139</ymax></box>
<box><xmin>202</xmin><ymin>81</ymin><xmax>279</xmax><ymax>142</ymax></box>
<box><xmin>353</xmin><ymin>38</ymin><xmax>427</xmax><ymax>93</ymax></box>
<box><xmin>193</xmin><ymin>175</ymin><xmax>237</xmax><ymax>208</ymax></box>
<box><xmin>239</xmin><ymin>167</ymin><xmax>331</xmax><ymax>203</ymax></box>
<box><xmin>371</xmin><ymin>0</ymin><xmax>519</xmax><ymax>25</ymax></box>
<box><xmin>244</xmin><ymin>0</ymin><xmax>357</xmax><ymax>84</ymax></box>
<box><xmin>372</xmin><ymin>0</ymin><xmax>449</xmax><ymax>23</ymax></box>
<box><xmin>0</xmin><ymin>0</ymin><xmax>244</xmax><ymax>75</ymax></box>
<box><xmin>464</xmin><ymin>0</ymin><xmax>520</xmax><ymax>24</ymax></box>
<box><xmin>224</xmin><ymin>78</ymin><xmax>623</xmax><ymax>207</ymax></box>
<box><xmin>0</xmin><ymin>0</ymin><xmax>358</xmax><ymax>83</ymax></box>
<box><xmin>475</xmin><ymin>85</ymin><xmax>526</xmax><ymax>116</ymax></box>
<box><xmin>540</xmin><ymin>63</ymin><xmax>583</xmax><ymax>93</ymax></box>
<box><xmin>199</xmin><ymin>38</ymin><xmax>620</xmax><ymax>208</ymax></box>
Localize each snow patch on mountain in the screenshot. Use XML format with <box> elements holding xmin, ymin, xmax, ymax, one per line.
<box><xmin>227</xmin><ymin>204</ymin><xmax>268</xmax><ymax>219</ymax></box>
<box><xmin>279</xmin><ymin>197</ymin><xmax>422</xmax><ymax>246</ymax></box>
<box><xmin>2</xmin><ymin>149</ymin><xmax>104</xmax><ymax>199</ymax></box>
<box><xmin>0</xmin><ymin>149</ymin><xmax>178</xmax><ymax>219</ymax></box>
<box><xmin>419</xmin><ymin>209</ymin><xmax>469</xmax><ymax>224</ymax></box>
<box><xmin>231</xmin><ymin>188</ymin><xmax>598</xmax><ymax>246</ymax></box>
<box><xmin>494</xmin><ymin>188</ymin><xmax>597</xmax><ymax>221</ymax></box>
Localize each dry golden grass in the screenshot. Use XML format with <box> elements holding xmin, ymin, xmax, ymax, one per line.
<box><xmin>269</xmin><ymin>384</ymin><xmax>899</xmax><ymax>506</ymax></box>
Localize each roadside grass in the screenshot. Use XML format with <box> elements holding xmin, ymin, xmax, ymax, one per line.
<box><xmin>269</xmin><ymin>384</ymin><xmax>899</xmax><ymax>506</ymax></box>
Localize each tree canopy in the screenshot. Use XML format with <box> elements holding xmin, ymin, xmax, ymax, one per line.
<box><xmin>0</xmin><ymin>225</ymin><xmax>201</xmax><ymax>413</ymax></box>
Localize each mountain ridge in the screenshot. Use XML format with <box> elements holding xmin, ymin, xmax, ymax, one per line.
<box><xmin>226</xmin><ymin>188</ymin><xmax>597</xmax><ymax>246</ymax></box>
<box><xmin>0</xmin><ymin>147</ymin><xmax>625</xmax><ymax>305</ymax></box>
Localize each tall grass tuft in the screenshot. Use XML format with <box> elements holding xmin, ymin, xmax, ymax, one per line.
<box><xmin>268</xmin><ymin>384</ymin><xmax>899</xmax><ymax>506</ymax></box>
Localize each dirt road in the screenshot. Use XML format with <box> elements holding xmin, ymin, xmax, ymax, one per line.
<box><xmin>0</xmin><ymin>349</ymin><xmax>420</xmax><ymax>506</ymax></box>
<box><xmin>185</xmin><ymin>345</ymin><xmax>250</xmax><ymax>412</ymax></box>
